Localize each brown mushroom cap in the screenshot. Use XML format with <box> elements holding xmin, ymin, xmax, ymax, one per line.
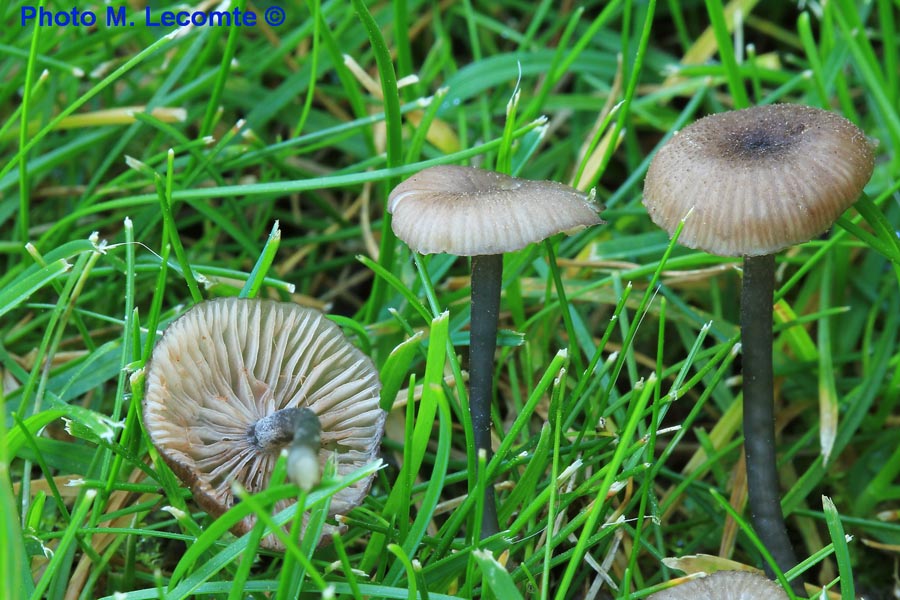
<box><xmin>649</xmin><ymin>571</ymin><xmax>789</xmax><ymax>600</ymax></box>
<box><xmin>388</xmin><ymin>165</ymin><xmax>603</xmax><ymax>256</ymax></box>
<box><xmin>143</xmin><ymin>298</ymin><xmax>384</xmax><ymax>549</ymax></box>
<box><xmin>643</xmin><ymin>104</ymin><xmax>875</xmax><ymax>256</ymax></box>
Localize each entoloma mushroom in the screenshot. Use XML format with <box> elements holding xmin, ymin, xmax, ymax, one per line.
<box><xmin>389</xmin><ymin>164</ymin><xmax>603</xmax><ymax>535</ymax></box>
<box><xmin>649</xmin><ymin>570</ymin><xmax>789</xmax><ymax>600</ymax></box>
<box><xmin>143</xmin><ymin>297</ymin><xmax>385</xmax><ymax>549</ymax></box>
<box><xmin>643</xmin><ymin>104</ymin><xmax>874</xmax><ymax>579</ymax></box>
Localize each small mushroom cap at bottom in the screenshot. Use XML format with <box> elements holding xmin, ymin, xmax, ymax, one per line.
<box><xmin>143</xmin><ymin>298</ymin><xmax>384</xmax><ymax>550</ymax></box>
<box><xmin>649</xmin><ymin>571</ymin><xmax>789</xmax><ymax>600</ymax></box>
<box><xmin>643</xmin><ymin>104</ymin><xmax>875</xmax><ymax>257</ymax></box>
<box><xmin>388</xmin><ymin>165</ymin><xmax>604</xmax><ymax>256</ymax></box>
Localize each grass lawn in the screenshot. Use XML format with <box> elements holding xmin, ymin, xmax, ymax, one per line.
<box><xmin>2</xmin><ymin>0</ymin><xmax>899</xmax><ymax>598</ymax></box>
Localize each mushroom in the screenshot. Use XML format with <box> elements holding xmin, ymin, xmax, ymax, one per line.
<box><xmin>649</xmin><ymin>570</ymin><xmax>789</xmax><ymax>600</ymax></box>
<box><xmin>643</xmin><ymin>104</ymin><xmax>874</xmax><ymax>578</ymax></box>
<box><xmin>143</xmin><ymin>297</ymin><xmax>385</xmax><ymax>549</ymax></box>
<box><xmin>388</xmin><ymin>164</ymin><xmax>603</xmax><ymax>535</ymax></box>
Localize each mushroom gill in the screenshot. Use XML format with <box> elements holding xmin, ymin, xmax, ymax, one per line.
<box><xmin>143</xmin><ymin>297</ymin><xmax>384</xmax><ymax>549</ymax></box>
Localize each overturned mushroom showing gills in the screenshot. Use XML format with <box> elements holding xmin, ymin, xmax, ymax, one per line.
<box><xmin>643</xmin><ymin>104</ymin><xmax>874</xmax><ymax>582</ymax></box>
<box><xmin>389</xmin><ymin>165</ymin><xmax>603</xmax><ymax>536</ymax></box>
<box><xmin>144</xmin><ymin>297</ymin><xmax>385</xmax><ymax>549</ymax></box>
<box><xmin>649</xmin><ymin>571</ymin><xmax>789</xmax><ymax>600</ymax></box>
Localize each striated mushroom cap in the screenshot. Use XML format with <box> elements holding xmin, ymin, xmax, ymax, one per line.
<box><xmin>388</xmin><ymin>165</ymin><xmax>603</xmax><ymax>256</ymax></box>
<box><xmin>143</xmin><ymin>298</ymin><xmax>384</xmax><ymax>550</ymax></box>
<box><xmin>643</xmin><ymin>104</ymin><xmax>875</xmax><ymax>257</ymax></box>
<box><xmin>649</xmin><ymin>571</ymin><xmax>789</xmax><ymax>600</ymax></box>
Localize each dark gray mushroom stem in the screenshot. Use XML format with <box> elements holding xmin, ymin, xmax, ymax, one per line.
<box><xmin>252</xmin><ymin>406</ymin><xmax>323</xmax><ymax>491</ymax></box>
<box><xmin>251</xmin><ymin>407</ymin><xmax>308</xmax><ymax>450</ymax></box>
<box><xmin>469</xmin><ymin>253</ymin><xmax>502</xmax><ymax>537</ymax></box>
<box><xmin>290</xmin><ymin>408</ymin><xmax>322</xmax><ymax>448</ymax></box>
<box><xmin>287</xmin><ymin>408</ymin><xmax>322</xmax><ymax>491</ymax></box>
<box><xmin>741</xmin><ymin>254</ymin><xmax>800</xmax><ymax>584</ymax></box>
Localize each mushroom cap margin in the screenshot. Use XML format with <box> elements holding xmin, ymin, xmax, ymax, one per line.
<box><xmin>648</xmin><ymin>570</ymin><xmax>789</xmax><ymax>600</ymax></box>
<box><xmin>388</xmin><ymin>165</ymin><xmax>603</xmax><ymax>256</ymax></box>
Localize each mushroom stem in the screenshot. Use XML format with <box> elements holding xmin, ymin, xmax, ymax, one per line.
<box><xmin>291</xmin><ymin>408</ymin><xmax>321</xmax><ymax>445</ymax></box>
<box><xmin>252</xmin><ymin>407</ymin><xmax>307</xmax><ymax>451</ymax></box>
<box><xmin>741</xmin><ymin>254</ymin><xmax>800</xmax><ymax>583</ymax></box>
<box><xmin>287</xmin><ymin>408</ymin><xmax>322</xmax><ymax>491</ymax></box>
<box><xmin>469</xmin><ymin>253</ymin><xmax>502</xmax><ymax>537</ymax></box>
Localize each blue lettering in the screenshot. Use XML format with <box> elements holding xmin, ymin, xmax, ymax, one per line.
<box><xmin>144</xmin><ymin>7</ymin><xmax>160</xmax><ymax>26</ymax></box>
<box><xmin>153</xmin><ymin>10</ymin><xmax>189</xmax><ymax>27</ymax></box>
<box><xmin>21</xmin><ymin>7</ymin><xmax>97</xmax><ymax>26</ymax></box>
<box><xmin>207</xmin><ymin>11</ymin><xmax>230</xmax><ymax>26</ymax></box>
<box><xmin>38</xmin><ymin>6</ymin><xmax>52</xmax><ymax>26</ymax></box>
<box><xmin>143</xmin><ymin>7</ymin><xmax>258</xmax><ymax>28</ymax></box>
<box><xmin>22</xmin><ymin>4</ymin><xmax>257</xmax><ymax>28</ymax></box>
<box><xmin>37</xmin><ymin>6</ymin><xmax>53</xmax><ymax>26</ymax></box>
<box><xmin>107</xmin><ymin>6</ymin><xmax>126</xmax><ymax>27</ymax></box>
<box><xmin>21</xmin><ymin>6</ymin><xmax>36</xmax><ymax>26</ymax></box>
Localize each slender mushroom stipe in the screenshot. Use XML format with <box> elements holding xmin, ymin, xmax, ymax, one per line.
<box><xmin>469</xmin><ymin>252</ymin><xmax>503</xmax><ymax>534</ymax></box>
<box><xmin>287</xmin><ymin>408</ymin><xmax>323</xmax><ymax>492</ymax></box>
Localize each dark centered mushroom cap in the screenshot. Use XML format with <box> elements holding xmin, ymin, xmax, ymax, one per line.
<box><xmin>388</xmin><ymin>165</ymin><xmax>603</xmax><ymax>256</ymax></box>
<box><xmin>643</xmin><ymin>104</ymin><xmax>875</xmax><ymax>256</ymax></box>
<box><xmin>143</xmin><ymin>298</ymin><xmax>384</xmax><ymax>549</ymax></box>
<box><xmin>649</xmin><ymin>571</ymin><xmax>789</xmax><ymax>600</ymax></box>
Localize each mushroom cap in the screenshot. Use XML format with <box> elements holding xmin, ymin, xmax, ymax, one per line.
<box><xmin>643</xmin><ymin>104</ymin><xmax>875</xmax><ymax>256</ymax></box>
<box><xmin>649</xmin><ymin>571</ymin><xmax>789</xmax><ymax>600</ymax></box>
<box><xmin>143</xmin><ymin>298</ymin><xmax>384</xmax><ymax>549</ymax></box>
<box><xmin>388</xmin><ymin>165</ymin><xmax>603</xmax><ymax>256</ymax></box>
